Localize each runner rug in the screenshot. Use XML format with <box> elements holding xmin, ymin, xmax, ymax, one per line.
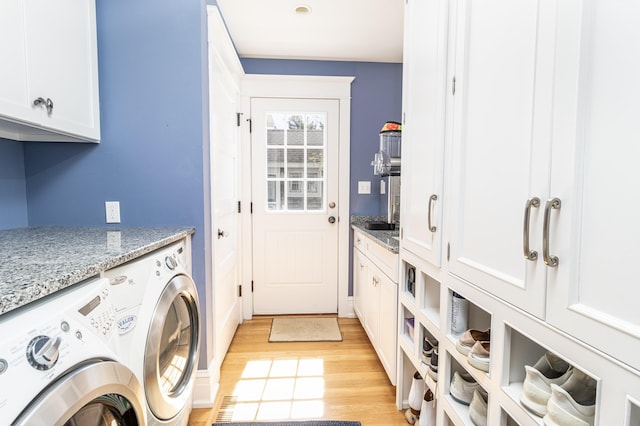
<box><xmin>213</xmin><ymin>422</ymin><xmax>360</xmax><ymax>426</ymax></box>
<box><xmin>268</xmin><ymin>317</ymin><xmax>343</xmax><ymax>342</ymax></box>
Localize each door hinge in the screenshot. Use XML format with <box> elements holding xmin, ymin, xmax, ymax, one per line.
<box><xmin>247</xmin><ymin>118</ymin><xmax>252</xmax><ymax>133</ymax></box>
<box><xmin>452</xmin><ymin>76</ymin><xmax>456</xmax><ymax>95</ymax></box>
<box><xmin>238</xmin><ymin>201</ymin><xmax>241</xmax><ymax>213</ymax></box>
<box><xmin>251</xmin><ymin>280</ymin><xmax>254</xmax><ymax>292</ymax></box>
<box><xmin>236</xmin><ymin>112</ymin><xmax>243</xmax><ymax>127</ymax></box>
<box><xmin>238</xmin><ymin>285</ymin><xmax>242</xmax><ymax>297</ymax></box>
<box><xmin>447</xmin><ymin>242</ymin><xmax>451</xmax><ymax>261</ymax></box>
<box><xmin>250</xmin><ymin>202</ymin><xmax>253</xmax><ymax>214</ymax></box>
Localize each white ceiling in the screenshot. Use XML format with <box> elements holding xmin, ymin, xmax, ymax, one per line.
<box><xmin>216</xmin><ymin>0</ymin><xmax>404</xmax><ymax>63</ymax></box>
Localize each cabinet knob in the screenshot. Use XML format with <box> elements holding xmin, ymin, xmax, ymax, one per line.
<box><xmin>33</xmin><ymin>97</ymin><xmax>54</xmax><ymax>115</ymax></box>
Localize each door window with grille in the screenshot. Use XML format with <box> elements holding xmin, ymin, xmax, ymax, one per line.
<box><xmin>265</xmin><ymin>112</ymin><xmax>326</xmax><ymax>212</ymax></box>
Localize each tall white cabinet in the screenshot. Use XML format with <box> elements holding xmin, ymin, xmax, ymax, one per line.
<box><xmin>398</xmin><ymin>0</ymin><xmax>640</xmax><ymax>424</ymax></box>
<box><xmin>0</xmin><ymin>0</ymin><xmax>100</xmax><ymax>142</ymax></box>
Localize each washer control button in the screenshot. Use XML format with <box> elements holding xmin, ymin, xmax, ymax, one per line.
<box><xmin>0</xmin><ymin>359</ymin><xmax>8</xmax><ymax>375</ymax></box>
<box><xmin>60</xmin><ymin>321</ymin><xmax>70</xmax><ymax>332</ymax></box>
<box><xmin>165</xmin><ymin>256</ymin><xmax>178</xmax><ymax>270</ymax></box>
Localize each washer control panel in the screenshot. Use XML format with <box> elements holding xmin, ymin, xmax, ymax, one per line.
<box><xmin>0</xmin><ymin>277</ymin><xmax>117</xmax><ymax>423</ymax></box>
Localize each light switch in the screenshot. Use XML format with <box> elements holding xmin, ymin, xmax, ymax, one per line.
<box><xmin>380</xmin><ymin>179</ymin><xmax>386</xmax><ymax>194</ymax></box>
<box><xmin>358</xmin><ymin>181</ymin><xmax>371</xmax><ymax>194</ymax></box>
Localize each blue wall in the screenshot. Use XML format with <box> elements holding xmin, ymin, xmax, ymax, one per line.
<box><xmin>22</xmin><ymin>0</ymin><xmax>210</xmax><ymax>366</ymax></box>
<box><xmin>0</xmin><ymin>139</ymin><xmax>28</xmax><ymax>230</ymax></box>
<box><xmin>241</xmin><ymin>59</ymin><xmax>403</xmax><ymax>217</ymax></box>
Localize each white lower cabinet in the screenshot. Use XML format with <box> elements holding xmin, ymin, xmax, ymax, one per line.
<box><xmin>353</xmin><ymin>228</ymin><xmax>398</xmax><ymax>385</ymax></box>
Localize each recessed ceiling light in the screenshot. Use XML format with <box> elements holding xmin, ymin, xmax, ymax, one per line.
<box><xmin>295</xmin><ymin>4</ymin><xmax>311</xmax><ymax>14</ymax></box>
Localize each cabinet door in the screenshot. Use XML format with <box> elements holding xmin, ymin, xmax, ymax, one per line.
<box><xmin>353</xmin><ymin>248</ymin><xmax>368</xmax><ymax>322</ymax></box>
<box><xmin>446</xmin><ymin>0</ymin><xmax>557</xmax><ymax>318</ymax></box>
<box><xmin>378</xmin><ymin>274</ymin><xmax>398</xmax><ymax>385</ymax></box>
<box><xmin>400</xmin><ymin>0</ymin><xmax>448</xmax><ymax>266</ymax></box>
<box><xmin>547</xmin><ymin>0</ymin><xmax>640</xmax><ymax>372</ymax></box>
<box><xmin>0</xmin><ymin>2</ymin><xmax>40</xmax><ymax>125</ymax></box>
<box><xmin>24</xmin><ymin>0</ymin><xmax>100</xmax><ymax>140</ymax></box>
<box><xmin>364</xmin><ymin>267</ymin><xmax>381</xmax><ymax>345</ymax></box>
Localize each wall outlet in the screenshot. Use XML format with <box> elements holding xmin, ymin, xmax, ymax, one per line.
<box><xmin>105</xmin><ymin>201</ymin><xmax>121</xmax><ymax>223</ymax></box>
<box><xmin>358</xmin><ymin>181</ymin><xmax>371</xmax><ymax>194</ymax></box>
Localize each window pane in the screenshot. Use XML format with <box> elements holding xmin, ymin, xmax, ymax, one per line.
<box><xmin>287</xmin><ymin>115</ymin><xmax>304</xmax><ymax>145</ymax></box>
<box><xmin>307</xmin><ymin>181</ymin><xmax>323</xmax><ymax>210</ymax></box>
<box><xmin>307</xmin><ymin>149</ymin><xmax>324</xmax><ymax>178</ymax></box>
<box><xmin>267</xmin><ymin>181</ymin><xmax>285</xmax><ymax>211</ymax></box>
<box><xmin>307</xmin><ymin>114</ymin><xmax>325</xmax><ymax>146</ymax></box>
<box><xmin>267</xmin><ymin>113</ymin><xmax>285</xmax><ymax>145</ymax></box>
<box><xmin>288</xmin><ymin>180</ymin><xmax>304</xmax><ymax>210</ymax></box>
<box><xmin>267</xmin><ymin>148</ymin><xmax>285</xmax><ymax>178</ymax></box>
<box><xmin>287</xmin><ymin>149</ymin><xmax>304</xmax><ymax>178</ymax></box>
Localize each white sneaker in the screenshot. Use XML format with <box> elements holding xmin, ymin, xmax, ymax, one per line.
<box><xmin>450</xmin><ymin>371</ymin><xmax>481</xmax><ymax>406</ymax></box>
<box><xmin>469</xmin><ymin>388</ymin><xmax>488</xmax><ymax>426</ymax></box>
<box><xmin>543</xmin><ymin>369</ymin><xmax>596</xmax><ymax>426</ymax></box>
<box><xmin>467</xmin><ymin>341</ymin><xmax>490</xmax><ymax>372</ymax></box>
<box><xmin>520</xmin><ymin>352</ymin><xmax>572</xmax><ymax>416</ymax></box>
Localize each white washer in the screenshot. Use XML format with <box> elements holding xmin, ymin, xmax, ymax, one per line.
<box><xmin>104</xmin><ymin>241</ymin><xmax>201</xmax><ymax>426</ymax></box>
<box><xmin>0</xmin><ymin>277</ymin><xmax>147</xmax><ymax>425</ymax></box>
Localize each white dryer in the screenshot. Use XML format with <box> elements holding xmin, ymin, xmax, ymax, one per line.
<box><xmin>0</xmin><ymin>277</ymin><xmax>147</xmax><ymax>425</ymax></box>
<box><xmin>104</xmin><ymin>240</ymin><xmax>201</xmax><ymax>426</ymax></box>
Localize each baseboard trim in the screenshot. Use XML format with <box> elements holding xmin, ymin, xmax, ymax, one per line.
<box><xmin>191</xmin><ymin>359</ymin><xmax>221</xmax><ymax>408</ymax></box>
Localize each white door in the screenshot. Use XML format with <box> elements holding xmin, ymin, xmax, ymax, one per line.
<box><xmin>251</xmin><ymin>97</ymin><xmax>340</xmax><ymax>314</ymax></box>
<box><xmin>546</xmin><ymin>0</ymin><xmax>640</xmax><ymax>372</ymax></box>
<box><xmin>208</xmin><ymin>8</ymin><xmax>241</xmax><ymax>362</ymax></box>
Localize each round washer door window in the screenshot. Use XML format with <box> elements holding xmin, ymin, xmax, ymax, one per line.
<box><xmin>64</xmin><ymin>394</ymin><xmax>140</xmax><ymax>425</ymax></box>
<box><xmin>144</xmin><ymin>274</ymin><xmax>200</xmax><ymax>420</ymax></box>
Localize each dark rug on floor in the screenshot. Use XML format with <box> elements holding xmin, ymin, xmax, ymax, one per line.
<box><xmin>212</xmin><ymin>422</ymin><xmax>361</xmax><ymax>426</ymax></box>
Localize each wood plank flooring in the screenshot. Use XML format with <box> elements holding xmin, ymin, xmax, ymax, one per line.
<box><xmin>188</xmin><ymin>316</ymin><xmax>408</xmax><ymax>426</ymax></box>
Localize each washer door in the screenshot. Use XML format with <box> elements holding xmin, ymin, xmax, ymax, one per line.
<box><xmin>14</xmin><ymin>361</ymin><xmax>146</xmax><ymax>425</ymax></box>
<box><xmin>144</xmin><ymin>273</ymin><xmax>200</xmax><ymax>420</ymax></box>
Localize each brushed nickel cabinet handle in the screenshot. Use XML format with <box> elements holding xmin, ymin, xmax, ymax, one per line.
<box><xmin>523</xmin><ymin>197</ymin><xmax>540</xmax><ymax>261</ymax></box>
<box><xmin>542</xmin><ymin>198</ymin><xmax>561</xmax><ymax>267</ymax></box>
<box><xmin>428</xmin><ymin>194</ymin><xmax>438</xmax><ymax>232</ymax></box>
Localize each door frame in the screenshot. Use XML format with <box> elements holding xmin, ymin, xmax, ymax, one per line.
<box><xmin>240</xmin><ymin>74</ymin><xmax>354</xmax><ymax>319</ymax></box>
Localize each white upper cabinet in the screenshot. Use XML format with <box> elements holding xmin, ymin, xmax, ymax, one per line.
<box><xmin>0</xmin><ymin>0</ymin><xmax>100</xmax><ymax>142</ymax></box>
<box><xmin>399</xmin><ymin>0</ymin><xmax>448</xmax><ymax>266</ymax></box>
<box><xmin>446</xmin><ymin>0</ymin><xmax>558</xmax><ymax>318</ymax></box>
<box><xmin>546</xmin><ymin>0</ymin><xmax>640</xmax><ymax>372</ymax></box>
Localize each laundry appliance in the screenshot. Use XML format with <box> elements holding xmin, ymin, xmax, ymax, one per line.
<box><xmin>0</xmin><ymin>276</ymin><xmax>147</xmax><ymax>425</ymax></box>
<box><xmin>103</xmin><ymin>240</ymin><xmax>201</xmax><ymax>426</ymax></box>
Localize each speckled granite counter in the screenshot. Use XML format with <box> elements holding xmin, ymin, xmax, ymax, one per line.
<box><xmin>351</xmin><ymin>216</ymin><xmax>399</xmax><ymax>253</ymax></box>
<box><xmin>0</xmin><ymin>227</ymin><xmax>195</xmax><ymax>316</ymax></box>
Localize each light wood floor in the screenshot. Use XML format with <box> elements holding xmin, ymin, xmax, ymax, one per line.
<box><xmin>188</xmin><ymin>315</ymin><xmax>408</xmax><ymax>426</ymax></box>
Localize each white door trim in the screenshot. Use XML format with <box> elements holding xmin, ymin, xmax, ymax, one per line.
<box><xmin>240</xmin><ymin>74</ymin><xmax>354</xmax><ymax>319</ymax></box>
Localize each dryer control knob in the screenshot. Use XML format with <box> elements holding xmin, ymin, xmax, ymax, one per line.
<box><xmin>165</xmin><ymin>256</ymin><xmax>178</xmax><ymax>270</ymax></box>
<box><xmin>27</xmin><ymin>335</ymin><xmax>61</xmax><ymax>370</ymax></box>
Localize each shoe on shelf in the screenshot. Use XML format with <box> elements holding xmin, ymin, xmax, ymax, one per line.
<box><xmin>520</xmin><ymin>351</ymin><xmax>572</xmax><ymax>417</ymax></box>
<box><xmin>467</xmin><ymin>341</ymin><xmax>490</xmax><ymax>372</ymax></box>
<box><xmin>543</xmin><ymin>369</ymin><xmax>596</xmax><ymax>426</ymax></box>
<box><xmin>405</xmin><ymin>371</ymin><xmax>425</xmax><ymax>424</ymax></box>
<box><xmin>456</xmin><ymin>329</ymin><xmax>491</xmax><ymax>356</ymax></box>
<box><xmin>469</xmin><ymin>388</ymin><xmax>488</xmax><ymax>426</ymax></box>
<box><xmin>419</xmin><ymin>388</ymin><xmax>436</xmax><ymax>426</ymax></box>
<box><xmin>422</xmin><ymin>336</ymin><xmax>438</xmax><ymax>364</ymax></box>
<box><xmin>427</xmin><ymin>348</ymin><xmax>439</xmax><ymax>381</ymax></box>
<box><xmin>450</xmin><ymin>370</ymin><xmax>482</xmax><ymax>406</ymax></box>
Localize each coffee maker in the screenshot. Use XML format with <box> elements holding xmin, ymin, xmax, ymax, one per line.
<box><xmin>368</xmin><ymin>122</ymin><xmax>401</xmax><ymax>230</ymax></box>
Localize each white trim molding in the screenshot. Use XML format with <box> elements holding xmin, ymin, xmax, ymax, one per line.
<box><xmin>240</xmin><ymin>74</ymin><xmax>355</xmax><ymax>319</ymax></box>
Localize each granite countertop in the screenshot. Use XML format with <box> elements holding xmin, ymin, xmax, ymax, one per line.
<box><xmin>0</xmin><ymin>226</ymin><xmax>195</xmax><ymax>316</ymax></box>
<box><xmin>351</xmin><ymin>216</ymin><xmax>399</xmax><ymax>253</ymax></box>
